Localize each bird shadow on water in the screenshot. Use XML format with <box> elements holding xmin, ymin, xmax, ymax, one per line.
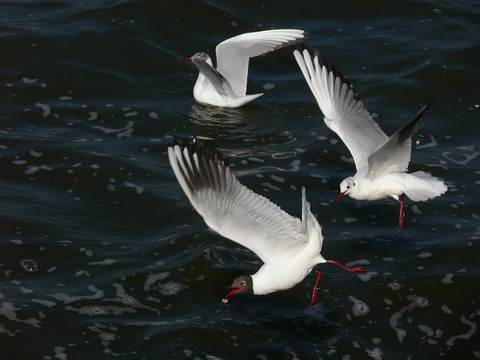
<box><xmin>189</xmin><ymin>103</ymin><xmax>259</xmax><ymax>139</ymax></box>
<box><xmin>188</xmin><ymin>103</ymin><xmax>297</xmax><ymax>152</ymax></box>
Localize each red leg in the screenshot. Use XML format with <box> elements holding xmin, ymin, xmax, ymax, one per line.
<box><xmin>309</xmin><ymin>270</ymin><xmax>322</xmax><ymax>308</ymax></box>
<box><xmin>325</xmin><ymin>259</ymin><xmax>366</xmax><ymax>273</ymax></box>
<box><xmin>398</xmin><ymin>194</ymin><xmax>405</xmax><ymax>231</ymax></box>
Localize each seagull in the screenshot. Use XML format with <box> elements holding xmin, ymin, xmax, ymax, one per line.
<box><xmin>168</xmin><ymin>139</ymin><xmax>366</xmax><ymax>307</ymax></box>
<box><xmin>185</xmin><ymin>29</ymin><xmax>306</xmax><ymax>108</ymax></box>
<box><xmin>294</xmin><ymin>48</ymin><xmax>447</xmax><ymax>231</ymax></box>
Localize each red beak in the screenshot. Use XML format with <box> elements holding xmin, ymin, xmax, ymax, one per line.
<box><xmin>337</xmin><ymin>191</ymin><xmax>345</xmax><ymax>201</ymax></box>
<box><xmin>222</xmin><ymin>286</ymin><xmax>240</xmax><ymax>301</ymax></box>
<box><xmin>184</xmin><ymin>57</ymin><xmax>192</xmax><ymax>61</ymax></box>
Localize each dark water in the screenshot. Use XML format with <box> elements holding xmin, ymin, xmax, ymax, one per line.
<box><xmin>1</xmin><ymin>0</ymin><xmax>480</xmax><ymax>359</ymax></box>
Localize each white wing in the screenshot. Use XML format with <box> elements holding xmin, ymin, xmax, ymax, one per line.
<box><xmin>216</xmin><ymin>29</ymin><xmax>305</xmax><ymax>97</ymax></box>
<box><xmin>294</xmin><ymin>48</ymin><xmax>388</xmax><ymax>177</ymax></box>
<box><xmin>168</xmin><ymin>140</ymin><xmax>308</xmax><ymax>266</ymax></box>
<box><xmin>366</xmin><ymin>103</ymin><xmax>429</xmax><ymax>178</ymax></box>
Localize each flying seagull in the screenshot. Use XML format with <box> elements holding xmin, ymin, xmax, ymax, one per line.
<box><xmin>294</xmin><ymin>48</ymin><xmax>447</xmax><ymax>230</ymax></box>
<box><xmin>168</xmin><ymin>139</ymin><xmax>366</xmax><ymax>307</ymax></box>
<box><xmin>185</xmin><ymin>29</ymin><xmax>306</xmax><ymax>107</ymax></box>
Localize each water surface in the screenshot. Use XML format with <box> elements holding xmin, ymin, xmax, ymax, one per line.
<box><xmin>1</xmin><ymin>0</ymin><xmax>480</xmax><ymax>359</ymax></box>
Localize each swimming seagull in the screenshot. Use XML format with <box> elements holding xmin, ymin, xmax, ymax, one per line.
<box><xmin>168</xmin><ymin>139</ymin><xmax>366</xmax><ymax>307</ymax></box>
<box><xmin>294</xmin><ymin>48</ymin><xmax>447</xmax><ymax>230</ymax></box>
<box><xmin>185</xmin><ymin>29</ymin><xmax>306</xmax><ymax>108</ymax></box>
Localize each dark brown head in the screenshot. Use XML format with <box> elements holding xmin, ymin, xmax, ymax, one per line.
<box><xmin>222</xmin><ymin>275</ymin><xmax>253</xmax><ymax>303</ymax></box>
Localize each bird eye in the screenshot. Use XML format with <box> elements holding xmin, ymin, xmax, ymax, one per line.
<box><xmin>241</xmin><ymin>280</ymin><xmax>246</xmax><ymax>286</ymax></box>
<box><xmin>346</xmin><ymin>185</ymin><xmax>350</xmax><ymax>189</ymax></box>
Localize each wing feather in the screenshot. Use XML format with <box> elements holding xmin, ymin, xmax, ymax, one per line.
<box><xmin>294</xmin><ymin>48</ymin><xmax>388</xmax><ymax>176</ymax></box>
<box><xmin>168</xmin><ymin>140</ymin><xmax>306</xmax><ymax>265</ymax></box>
<box><xmin>366</xmin><ymin>103</ymin><xmax>429</xmax><ymax>178</ymax></box>
<box><xmin>216</xmin><ymin>29</ymin><xmax>306</xmax><ymax>97</ymax></box>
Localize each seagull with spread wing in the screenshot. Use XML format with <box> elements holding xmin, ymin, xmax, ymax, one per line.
<box><xmin>294</xmin><ymin>48</ymin><xmax>447</xmax><ymax>230</ymax></box>
<box><xmin>185</xmin><ymin>29</ymin><xmax>305</xmax><ymax>107</ymax></box>
<box><xmin>168</xmin><ymin>139</ymin><xmax>365</xmax><ymax>307</ymax></box>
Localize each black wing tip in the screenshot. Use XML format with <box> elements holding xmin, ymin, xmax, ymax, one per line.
<box><xmin>397</xmin><ymin>103</ymin><xmax>432</xmax><ymax>143</ymax></box>
<box><xmin>310</xmin><ymin>49</ymin><xmax>361</xmax><ymax>101</ymax></box>
<box><xmin>417</xmin><ymin>102</ymin><xmax>431</xmax><ymax>116</ymax></box>
<box><xmin>293</xmin><ymin>42</ymin><xmax>307</xmax><ymax>52</ymax></box>
<box><xmin>167</xmin><ymin>136</ymin><xmax>223</xmax><ymax>165</ymax></box>
<box><xmin>168</xmin><ymin>137</ymin><xmax>227</xmax><ymax>193</ymax></box>
<box><xmin>411</xmin><ymin>102</ymin><xmax>432</xmax><ymax>124</ymax></box>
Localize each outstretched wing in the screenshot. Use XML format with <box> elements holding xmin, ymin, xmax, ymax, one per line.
<box><xmin>216</xmin><ymin>29</ymin><xmax>306</xmax><ymax>97</ymax></box>
<box><xmin>366</xmin><ymin>103</ymin><xmax>429</xmax><ymax>178</ymax></box>
<box><xmin>294</xmin><ymin>48</ymin><xmax>388</xmax><ymax>176</ymax></box>
<box><xmin>168</xmin><ymin>140</ymin><xmax>306</xmax><ymax>266</ymax></box>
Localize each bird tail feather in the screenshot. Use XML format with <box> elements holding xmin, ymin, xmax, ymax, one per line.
<box><xmin>405</xmin><ymin>171</ymin><xmax>447</xmax><ymax>201</ymax></box>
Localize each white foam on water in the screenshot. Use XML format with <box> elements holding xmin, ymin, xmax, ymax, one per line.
<box><xmin>411</xmin><ymin>205</ymin><xmax>422</xmax><ymax>214</ymax></box>
<box><xmin>0</xmin><ymin>302</ymin><xmax>41</xmax><ymax>328</ymax></box>
<box><xmin>22</xmin><ymin>77</ymin><xmax>38</xmax><ymax>84</ymax></box>
<box><xmin>24</xmin><ymin>166</ymin><xmax>39</xmax><ymax>174</ymax></box>
<box><xmin>88</xmin><ymin>259</ymin><xmax>117</xmax><ymax>265</ymax></box>
<box><xmin>124</xmin><ymin>181</ymin><xmax>144</xmax><ymax>194</ymax></box>
<box><xmin>65</xmin><ymin>304</ymin><xmax>136</xmax><ymax>316</ymax></box>
<box><xmin>445</xmin><ymin>315</ymin><xmax>477</xmax><ymax>347</ymax></box>
<box><xmin>87</xmin><ymin>111</ymin><xmax>98</xmax><ymax>121</ymax></box>
<box><xmin>416</xmin><ymin>135</ymin><xmax>438</xmax><ymax>149</ymax></box>
<box><xmin>442</xmin><ymin>149</ymin><xmax>480</xmax><ymax>166</ymax></box>
<box><xmin>248</xmin><ymin>157</ymin><xmax>264</xmax><ymax>163</ymax></box>
<box><xmin>441</xmin><ymin>304</ymin><xmax>453</xmax><ymax>314</ymax></box>
<box><xmin>270</xmin><ymin>175</ymin><xmax>285</xmax><ymax>183</ymax></box>
<box><xmin>389</xmin><ymin>295</ymin><xmax>430</xmax><ymax>343</ymax></box>
<box><xmin>290</xmin><ymin>159</ymin><xmax>301</xmax><ymax>171</ymax></box>
<box><xmin>261</xmin><ymin>182</ymin><xmax>281</xmax><ymax>191</ymax></box>
<box><xmin>47</xmin><ymin>285</ymin><xmax>104</xmax><ymax>304</ymax></box>
<box><xmin>19</xmin><ymin>287</ymin><xmax>33</xmax><ymax>294</ymax></box>
<box><xmin>441</xmin><ymin>273</ymin><xmax>454</xmax><ymax>284</ymax></box>
<box><xmin>148</xmin><ymin>111</ymin><xmax>158</xmax><ymax>119</ymax></box>
<box><xmin>111</xmin><ymin>283</ymin><xmax>160</xmax><ymax>314</ymax></box>
<box><xmin>93</xmin><ymin>120</ymin><xmax>134</xmax><ymax>135</ymax></box>
<box><xmin>418</xmin><ymin>324</ymin><xmax>434</xmax><ymax>337</ymax></box>
<box><xmin>365</xmin><ymin>347</ymin><xmax>383</xmax><ymax>360</ymax></box>
<box><xmin>417</xmin><ymin>251</ymin><xmax>432</xmax><ymax>258</ymax></box>
<box><xmin>144</xmin><ymin>272</ymin><xmax>170</xmax><ymax>291</ymax></box>
<box><xmin>157</xmin><ymin>281</ymin><xmax>187</xmax><ymax>296</ymax></box>
<box><xmin>54</xmin><ymin>346</ymin><xmax>67</xmax><ymax>360</ymax></box>
<box><xmin>88</xmin><ymin>323</ymin><xmax>118</xmax><ymax>352</ymax></box>
<box><xmin>75</xmin><ymin>270</ymin><xmax>90</xmax><ymax>277</ymax></box>
<box><xmin>29</xmin><ymin>150</ymin><xmax>43</xmax><ymax>157</ymax></box>
<box><xmin>309</xmin><ymin>173</ymin><xmax>329</xmax><ymax>183</ymax></box>
<box><xmin>31</xmin><ymin>298</ymin><xmax>56</xmax><ymax>308</ymax></box>
<box><xmin>35</xmin><ymin>102</ymin><xmax>51</xmax><ymax>117</ymax></box>
<box><xmin>0</xmin><ymin>324</ymin><xmax>15</xmax><ymax>337</ymax></box>
<box><xmin>348</xmin><ymin>295</ymin><xmax>370</xmax><ymax>316</ymax></box>
<box><xmin>346</xmin><ymin>259</ymin><xmax>370</xmax><ymax>267</ymax></box>
<box><xmin>358</xmin><ymin>271</ymin><xmax>377</xmax><ymax>283</ymax></box>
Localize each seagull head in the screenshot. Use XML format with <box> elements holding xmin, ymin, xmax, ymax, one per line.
<box><xmin>222</xmin><ymin>275</ymin><xmax>253</xmax><ymax>303</ymax></box>
<box><xmin>338</xmin><ymin>177</ymin><xmax>356</xmax><ymax>201</ymax></box>
<box><xmin>184</xmin><ymin>52</ymin><xmax>213</xmax><ymax>66</ymax></box>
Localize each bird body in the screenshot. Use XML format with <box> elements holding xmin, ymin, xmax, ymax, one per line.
<box><xmin>168</xmin><ymin>140</ymin><xmax>364</xmax><ymax>305</ymax></box>
<box><xmin>186</xmin><ymin>29</ymin><xmax>306</xmax><ymax>107</ymax></box>
<box><xmin>294</xmin><ymin>48</ymin><xmax>447</xmax><ymax>230</ymax></box>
